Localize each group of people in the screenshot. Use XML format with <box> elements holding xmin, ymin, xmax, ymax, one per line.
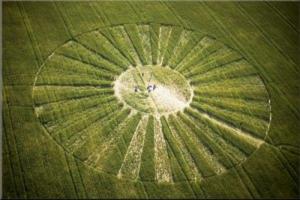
<box><xmin>134</xmin><ymin>84</ymin><xmax>157</xmax><ymax>93</ymax></box>
<box><xmin>147</xmin><ymin>84</ymin><xmax>156</xmax><ymax>92</ymax></box>
<box><xmin>134</xmin><ymin>72</ymin><xmax>157</xmax><ymax>93</ymax></box>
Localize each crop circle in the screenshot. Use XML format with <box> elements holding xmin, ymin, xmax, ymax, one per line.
<box><xmin>32</xmin><ymin>23</ymin><xmax>271</xmax><ymax>183</ymax></box>
<box><xmin>114</xmin><ymin>65</ymin><xmax>192</xmax><ymax>115</ymax></box>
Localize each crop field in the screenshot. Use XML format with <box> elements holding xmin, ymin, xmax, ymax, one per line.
<box><xmin>2</xmin><ymin>1</ymin><xmax>300</xmax><ymax>199</ymax></box>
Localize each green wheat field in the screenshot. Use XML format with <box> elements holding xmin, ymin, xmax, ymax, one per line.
<box><xmin>3</xmin><ymin>1</ymin><xmax>300</xmax><ymax>199</ymax></box>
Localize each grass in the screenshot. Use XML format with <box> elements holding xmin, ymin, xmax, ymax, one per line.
<box><xmin>3</xmin><ymin>1</ymin><xmax>299</xmax><ymax>199</ymax></box>
<box><xmin>139</xmin><ymin>115</ymin><xmax>156</xmax><ymax>181</ymax></box>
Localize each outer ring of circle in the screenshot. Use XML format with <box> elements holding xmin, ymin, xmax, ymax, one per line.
<box><xmin>31</xmin><ymin>22</ymin><xmax>273</xmax><ymax>184</ymax></box>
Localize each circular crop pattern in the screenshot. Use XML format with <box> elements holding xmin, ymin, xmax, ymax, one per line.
<box><xmin>114</xmin><ymin>65</ymin><xmax>192</xmax><ymax>115</ymax></box>
<box><xmin>33</xmin><ymin>23</ymin><xmax>271</xmax><ymax>183</ymax></box>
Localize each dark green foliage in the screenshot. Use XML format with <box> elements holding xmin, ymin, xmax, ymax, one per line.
<box><xmin>139</xmin><ymin>115</ymin><xmax>156</xmax><ymax>181</ymax></box>
<box><xmin>101</xmin><ymin>113</ymin><xmax>142</xmax><ymax>174</ymax></box>
<box><xmin>3</xmin><ymin>1</ymin><xmax>299</xmax><ymax>199</ymax></box>
<box><xmin>168</xmin><ymin>115</ymin><xmax>217</xmax><ymax>177</ymax></box>
<box><xmin>124</xmin><ymin>24</ymin><xmax>148</xmax><ymax>65</ymax></box>
<box><xmin>150</xmin><ymin>23</ymin><xmax>160</xmax><ymax>65</ymax></box>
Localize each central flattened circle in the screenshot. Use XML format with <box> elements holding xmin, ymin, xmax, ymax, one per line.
<box><xmin>114</xmin><ymin>65</ymin><xmax>192</xmax><ymax>115</ymax></box>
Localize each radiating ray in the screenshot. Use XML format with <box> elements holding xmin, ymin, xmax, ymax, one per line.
<box><xmin>69</xmin><ymin>108</ymin><xmax>131</xmax><ymax>153</ymax></box>
<box><xmin>161</xmin><ymin>116</ymin><xmax>189</xmax><ymax>182</ymax></box>
<box><xmin>61</xmin><ymin>105</ymin><xmax>122</xmax><ymax>149</ymax></box>
<box><xmin>162</xmin><ymin>116</ymin><xmax>204</xmax><ymax>181</ymax></box>
<box><xmin>46</xmin><ymin>101</ymin><xmax>121</xmax><ymax>140</ymax></box>
<box><xmin>195</xmin><ymin>75</ymin><xmax>269</xmax><ymax>101</ymax></box>
<box><xmin>139</xmin><ymin>115</ymin><xmax>156</xmax><ymax>181</ymax></box>
<box><xmin>109</xmin><ymin>25</ymin><xmax>142</xmax><ymax>66</ymax></box>
<box><xmin>154</xmin><ymin>117</ymin><xmax>173</xmax><ymax>183</ymax></box>
<box><xmin>177</xmin><ymin>112</ymin><xmax>235</xmax><ymax>168</ymax></box>
<box><xmin>187</xmin><ymin>110</ymin><xmax>258</xmax><ymax>157</ymax></box>
<box><xmin>38</xmin><ymin>61</ymin><xmax>103</xmax><ymax>80</ymax></box>
<box><xmin>150</xmin><ymin>23</ymin><xmax>160</xmax><ymax>65</ymax></box>
<box><xmin>175</xmin><ymin>36</ymin><xmax>222</xmax><ymax>72</ymax></box>
<box><xmin>193</xmin><ymin>96</ymin><xmax>270</xmax><ymax>121</ymax></box>
<box><xmin>93</xmin><ymin>112</ymin><xmax>142</xmax><ymax>174</ymax></box>
<box><xmin>182</xmin><ymin>46</ymin><xmax>242</xmax><ymax>75</ymax></box>
<box><xmin>56</xmin><ymin>41</ymin><xmax>123</xmax><ymax>74</ymax></box>
<box><xmin>53</xmin><ymin>105</ymin><xmax>123</xmax><ymax>153</ymax></box>
<box><xmin>75</xmin><ymin>31</ymin><xmax>130</xmax><ymax>68</ymax></box>
<box><xmin>33</xmin><ymin>86</ymin><xmax>113</xmax><ymax>106</ymax></box>
<box><xmin>190</xmin><ymin>60</ymin><xmax>257</xmax><ymax>85</ymax></box>
<box><xmin>168</xmin><ymin>29</ymin><xmax>195</xmax><ymax>68</ymax></box>
<box><xmin>184</xmin><ymin>56</ymin><xmax>244</xmax><ymax>79</ymax></box>
<box><xmin>278</xmin><ymin>144</ymin><xmax>300</xmax><ymax>156</ymax></box>
<box><xmin>180</xmin><ymin>111</ymin><xmax>250</xmax><ymax>166</ymax></box>
<box><xmin>194</xmin><ymin>73</ymin><xmax>264</xmax><ymax>88</ymax></box>
<box><xmin>77</xmin><ymin>110</ymin><xmax>136</xmax><ymax>168</ymax></box>
<box><xmin>191</xmin><ymin>102</ymin><xmax>269</xmax><ymax>139</ymax></box>
<box><xmin>157</xmin><ymin>25</ymin><xmax>173</xmax><ymax>65</ymax></box>
<box><xmin>56</xmin><ymin>53</ymin><xmax>116</xmax><ymax>80</ymax></box>
<box><xmin>124</xmin><ymin>24</ymin><xmax>148</xmax><ymax>65</ymax></box>
<box><xmin>118</xmin><ymin>115</ymin><xmax>149</xmax><ymax>180</ymax></box>
<box><xmin>162</xmin><ymin>26</ymin><xmax>184</xmax><ymax>66</ymax></box>
<box><xmin>42</xmin><ymin>53</ymin><xmax>113</xmax><ymax>80</ymax></box>
<box><xmin>99</xmin><ymin>27</ymin><xmax>136</xmax><ymax>66</ymax></box>
<box><xmin>35</xmin><ymin>74</ymin><xmax>112</xmax><ymax>87</ymax></box>
<box><xmin>169</xmin><ymin>115</ymin><xmax>227</xmax><ymax>176</ymax></box>
<box><xmin>186</xmin><ymin>107</ymin><xmax>265</xmax><ymax>148</ymax></box>
<box><xmin>36</xmin><ymin>95</ymin><xmax>116</xmax><ymax>125</ymax></box>
<box><xmin>193</xmin><ymin>84</ymin><xmax>269</xmax><ymax>102</ymax></box>
<box><xmin>137</xmin><ymin>24</ymin><xmax>152</xmax><ymax>65</ymax></box>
